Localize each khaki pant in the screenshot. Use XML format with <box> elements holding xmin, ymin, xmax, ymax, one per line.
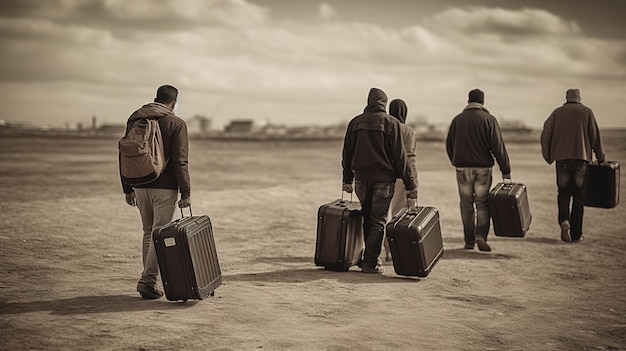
<box><xmin>134</xmin><ymin>188</ymin><xmax>178</xmax><ymax>288</ymax></box>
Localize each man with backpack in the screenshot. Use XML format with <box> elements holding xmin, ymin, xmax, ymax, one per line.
<box><xmin>119</xmin><ymin>84</ymin><xmax>191</xmax><ymax>299</ymax></box>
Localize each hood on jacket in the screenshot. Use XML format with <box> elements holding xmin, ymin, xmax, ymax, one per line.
<box><xmin>128</xmin><ymin>102</ymin><xmax>173</xmax><ymax>123</ymax></box>
<box><xmin>389</xmin><ymin>99</ymin><xmax>408</xmax><ymax>123</ymax></box>
<box><xmin>364</xmin><ymin>88</ymin><xmax>387</xmax><ymax>113</ymax></box>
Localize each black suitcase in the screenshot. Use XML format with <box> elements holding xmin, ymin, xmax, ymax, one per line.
<box><xmin>585</xmin><ymin>161</ymin><xmax>620</xmax><ymax>208</ymax></box>
<box><xmin>315</xmin><ymin>196</ymin><xmax>364</xmax><ymax>271</ymax></box>
<box><xmin>153</xmin><ymin>207</ymin><xmax>222</xmax><ymax>301</ymax></box>
<box><xmin>488</xmin><ymin>182</ymin><xmax>532</xmax><ymax>237</ymax></box>
<box><xmin>386</xmin><ymin>205</ymin><xmax>444</xmax><ymax>277</ymax></box>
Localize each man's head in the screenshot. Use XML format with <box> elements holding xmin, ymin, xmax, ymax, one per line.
<box><xmin>154</xmin><ymin>85</ymin><xmax>178</xmax><ymax>109</ymax></box>
<box><xmin>468</xmin><ymin>88</ymin><xmax>485</xmax><ymax>105</ymax></box>
<box><xmin>566</xmin><ymin>88</ymin><xmax>581</xmax><ymax>103</ymax></box>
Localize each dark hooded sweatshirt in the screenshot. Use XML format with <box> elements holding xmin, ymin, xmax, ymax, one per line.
<box><xmin>342</xmin><ymin>88</ymin><xmax>416</xmax><ymax>190</ymax></box>
<box><xmin>389</xmin><ymin>99</ymin><xmax>418</xmax><ymax>184</ymax></box>
<box><xmin>445</xmin><ymin>102</ymin><xmax>511</xmax><ymax>175</ymax></box>
<box><xmin>120</xmin><ymin>102</ymin><xmax>191</xmax><ymax>199</ymax></box>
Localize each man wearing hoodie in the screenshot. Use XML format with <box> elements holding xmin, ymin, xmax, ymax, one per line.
<box><xmin>446</xmin><ymin>88</ymin><xmax>511</xmax><ymax>252</ymax></box>
<box><xmin>342</xmin><ymin>88</ymin><xmax>417</xmax><ymax>274</ymax></box>
<box><xmin>384</xmin><ymin>98</ymin><xmax>419</xmax><ymax>261</ymax></box>
<box><xmin>120</xmin><ymin>85</ymin><xmax>191</xmax><ymax>299</ymax></box>
<box><xmin>540</xmin><ymin>88</ymin><xmax>605</xmax><ymax>243</ymax></box>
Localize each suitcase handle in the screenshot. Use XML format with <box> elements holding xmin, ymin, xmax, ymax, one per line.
<box><xmin>179</xmin><ymin>205</ymin><xmax>193</xmax><ymax>218</ymax></box>
<box><xmin>340</xmin><ymin>190</ymin><xmax>354</xmax><ymax>203</ymax></box>
<box><xmin>405</xmin><ymin>197</ymin><xmax>419</xmax><ymax>214</ymax></box>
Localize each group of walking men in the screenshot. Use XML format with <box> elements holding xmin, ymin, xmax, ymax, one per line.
<box><xmin>120</xmin><ymin>84</ymin><xmax>606</xmax><ymax>298</ymax></box>
<box><xmin>340</xmin><ymin>86</ymin><xmax>605</xmax><ymax>274</ymax></box>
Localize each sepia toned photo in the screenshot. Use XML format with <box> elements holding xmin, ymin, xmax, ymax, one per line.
<box><xmin>1</xmin><ymin>1</ymin><xmax>625</xmax><ymax>350</ymax></box>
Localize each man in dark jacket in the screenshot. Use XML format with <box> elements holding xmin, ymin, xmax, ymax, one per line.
<box><xmin>446</xmin><ymin>88</ymin><xmax>511</xmax><ymax>252</ymax></box>
<box><xmin>342</xmin><ymin>88</ymin><xmax>417</xmax><ymax>273</ymax></box>
<box><xmin>540</xmin><ymin>88</ymin><xmax>605</xmax><ymax>243</ymax></box>
<box><xmin>120</xmin><ymin>85</ymin><xmax>191</xmax><ymax>299</ymax></box>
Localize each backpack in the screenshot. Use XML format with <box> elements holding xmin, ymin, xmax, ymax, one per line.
<box><xmin>118</xmin><ymin>118</ymin><xmax>167</xmax><ymax>185</ymax></box>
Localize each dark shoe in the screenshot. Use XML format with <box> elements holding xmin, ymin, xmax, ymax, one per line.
<box><xmin>137</xmin><ymin>282</ymin><xmax>164</xmax><ymax>299</ymax></box>
<box><xmin>361</xmin><ymin>265</ymin><xmax>384</xmax><ymax>274</ymax></box>
<box><xmin>572</xmin><ymin>236</ymin><xmax>584</xmax><ymax>243</ymax></box>
<box><xmin>476</xmin><ymin>238</ymin><xmax>491</xmax><ymax>252</ymax></box>
<box><xmin>464</xmin><ymin>242</ymin><xmax>475</xmax><ymax>250</ymax></box>
<box><xmin>560</xmin><ymin>221</ymin><xmax>572</xmax><ymax>243</ymax></box>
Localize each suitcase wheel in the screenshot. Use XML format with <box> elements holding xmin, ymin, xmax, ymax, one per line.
<box><xmin>210</xmin><ymin>291</ymin><xmax>215</xmax><ymax>297</ymax></box>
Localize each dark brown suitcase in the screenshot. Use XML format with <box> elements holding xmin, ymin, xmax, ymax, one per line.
<box><xmin>315</xmin><ymin>197</ymin><xmax>364</xmax><ymax>271</ymax></box>
<box><xmin>585</xmin><ymin>161</ymin><xmax>620</xmax><ymax>208</ymax></box>
<box><xmin>386</xmin><ymin>206</ymin><xmax>444</xmax><ymax>277</ymax></box>
<box><xmin>488</xmin><ymin>182</ymin><xmax>532</xmax><ymax>237</ymax></box>
<box><xmin>153</xmin><ymin>208</ymin><xmax>222</xmax><ymax>302</ymax></box>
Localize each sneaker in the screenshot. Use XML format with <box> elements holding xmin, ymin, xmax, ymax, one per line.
<box><xmin>560</xmin><ymin>221</ymin><xmax>572</xmax><ymax>243</ymax></box>
<box><xmin>476</xmin><ymin>238</ymin><xmax>491</xmax><ymax>252</ymax></box>
<box><xmin>137</xmin><ymin>282</ymin><xmax>164</xmax><ymax>299</ymax></box>
<box><xmin>361</xmin><ymin>265</ymin><xmax>385</xmax><ymax>274</ymax></box>
<box><xmin>464</xmin><ymin>242</ymin><xmax>475</xmax><ymax>250</ymax></box>
<box><xmin>572</xmin><ymin>236</ymin><xmax>584</xmax><ymax>243</ymax></box>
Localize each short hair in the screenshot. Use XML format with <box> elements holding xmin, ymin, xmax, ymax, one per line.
<box><xmin>468</xmin><ymin>88</ymin><xmax>485</xmax><ymax>105</ymax></box>
<box><xmin>155</xmin><ymin>85</ymin><xmax>178</xmax><ymax>104</ymax></box>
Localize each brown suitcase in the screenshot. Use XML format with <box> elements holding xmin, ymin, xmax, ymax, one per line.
<box><xmin>386</xmin><ymin>205</ymin><xmax>444</xmax><ymax>277</ymax></box>
<box><xmin>153</xmin><ymin>208</ymin><xmax>222</xmax><ymax>302</ymax></box>
<box><xmin>585</xmin><ymin>161</ymin><xmax>620</xmax><ymax>208</ymax></box>
<box><xmin>315</xmin><ymin>196</ymin><xmax>364</xmax><ymax>271</ymax></box>
<box><xmin>488</xmin><ymin>182</ymin><xmax>532</xmax><ymax>237</ymax></box>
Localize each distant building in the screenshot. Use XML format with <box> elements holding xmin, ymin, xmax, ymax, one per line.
<box><xmin>224</xmin><ymin>119</ymin><xmax>267</xmax><ymax>133</ymax></box>
<box><xmin>187</xmin><ymin>115</ymin><xmax>212</xmax><ymax>135</ymax></box>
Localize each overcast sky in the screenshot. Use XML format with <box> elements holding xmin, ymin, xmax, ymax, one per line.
<box><xmin>1</xmin><ymin>0</ymin><xmax>624</xmax><ymax>129</ymax></box>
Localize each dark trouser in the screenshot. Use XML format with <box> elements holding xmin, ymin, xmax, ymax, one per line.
<box><xmin>355</xmin><ymin>180</ymin><xmax>395</xmax><ymax>269</ymax></box>
<box><xmin>455</xmin><ymin>167</ymin><xmax>493</xmax><ymax>245</ymax></box>
<box><xmin>556</xmin><ymin>159</ymin><xmax>589</xmax><ymax>240</ymax></box>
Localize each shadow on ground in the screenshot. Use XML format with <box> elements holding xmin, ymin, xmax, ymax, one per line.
<box><xmin>0</xmin><ymin>294</ymin><xmax>196</xmax><ymax>315</ymax></box>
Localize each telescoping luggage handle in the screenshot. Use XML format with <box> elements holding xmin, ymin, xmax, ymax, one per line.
<box><xmin>340</xmin><ymin>190</ymin><xmax>354</xmax><ymax>203</ymax></box>
<box><xmin>179</xmin><ymin>204</ymin><xmax>193</xmax><ymax>218</ymax></box>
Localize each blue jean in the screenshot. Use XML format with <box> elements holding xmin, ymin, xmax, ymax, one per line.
<box><xmin>134</xmin><ymin>188</ymin><xmax>178</xmax><ymax>288</ymax></box>
<box><xmin>355</xmin><ymin>180</ymin><xmax>395</xmax><ymax>269</ymax></box>
<box><xmin>556</xmin><ymin>160</ymin><xmax>589</xmax><ymax>239</ymax></box>
<box><xmin>455</xmin><ymin>167</ymin><xmax>493</xmax><ymax>244</ymax></box>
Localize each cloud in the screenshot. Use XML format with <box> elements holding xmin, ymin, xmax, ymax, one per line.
<box><xmin>319</xmin><ymin>3</ymin><xmax>337</xmax><ymax>20</ymax></box>
<box><xmin>0</xmin><ymin>2</ymin><xmax>624</xmax><ymax>128</ymax></box>
<box><xmin>425</xmin><ymin>7</ymin><xmax>582</xmax><ymax>36</ymax></box>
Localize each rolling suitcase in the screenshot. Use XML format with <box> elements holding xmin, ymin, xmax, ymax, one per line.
<box><xmin>585</xmin><ymin>161</ymin><xmax>620</xmax><ymax>208</ymax></box>
<box><xmin>386</xmin><ymin>204</ymin><xmax>444</xmax><ymax>278</ymax></box>
<box><xmin>315</xmin><ymin>195</ymin><xmax>364</xmax><ymax>271</ymax></box>
<box><xmin>488</xmin><ymin>182</ymin><xmax>532</xmax><ymax>237</ymax></box>
<box><xmin>153</xmin><ymin>207</ymin><xmax>222</xmax><ymax>302</ymax></box>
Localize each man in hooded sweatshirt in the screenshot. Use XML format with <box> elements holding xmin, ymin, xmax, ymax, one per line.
<box><xmin>540</xmin><ymin>88</ymin><xmax>605</xmax><ymax>243</ymax></box>
<box><xmin>384</xmin><ymin>98</ymin><xmax>419</xmax><ymax>261</ymax></box>
<box><xmin>120</xmin><ymin>84</ymin><xmax>191</xmax><ymax>299</ymax></box>
<box><xmin>446</xmin><ymin>88</ymin><xmax>511</xmax><ymax>252</ymax></box>
<box><xmin>342</xmin><ymin>88</ymin><xmax>417</xmax><ymax>274</ymax></box>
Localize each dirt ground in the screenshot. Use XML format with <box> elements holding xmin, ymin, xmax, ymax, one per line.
<box><xmin>0</xmin><ymin>134</ymin><xmax>625</xmax><ymax>351</ymax></box>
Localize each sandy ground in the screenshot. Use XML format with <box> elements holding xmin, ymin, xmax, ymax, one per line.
<box><xmin>0</xmin><ymin>135</ymin><xmax>625</xmax><ymax>351</ymax></box>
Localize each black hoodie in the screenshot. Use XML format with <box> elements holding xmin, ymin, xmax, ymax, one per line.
<box><xmin>342</xmin><ymin>88</ymin><xmax>416</xmax><ymax>190</ymax></box>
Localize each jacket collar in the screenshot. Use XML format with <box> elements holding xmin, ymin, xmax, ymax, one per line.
<box><xmin>463</xmin><ymin>102</ymin><xmax>490</xmax><ymax>113</ymax></box>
